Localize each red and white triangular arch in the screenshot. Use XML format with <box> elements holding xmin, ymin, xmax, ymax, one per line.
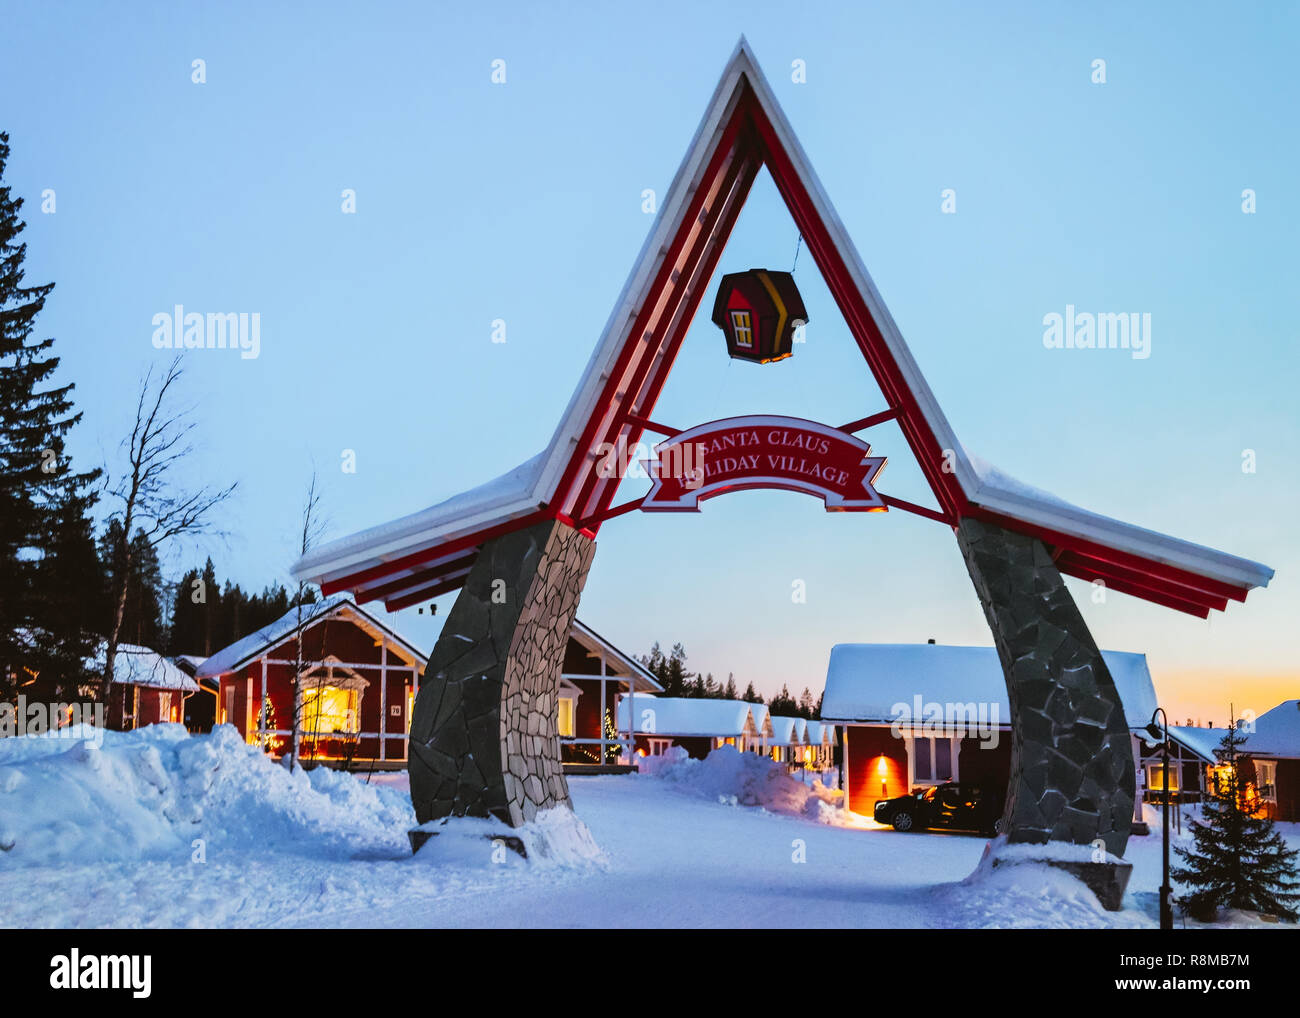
<box><xmin>294</xmin><ymin>39</ymin><xmax>1272</xmax><ymax>619</ymax></box>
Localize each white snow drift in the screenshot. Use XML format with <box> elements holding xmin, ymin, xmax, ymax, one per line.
<box><xmin>0</xmin><ymin>723</ymin><xmax>413</xmax><ymax>865</ymax></box>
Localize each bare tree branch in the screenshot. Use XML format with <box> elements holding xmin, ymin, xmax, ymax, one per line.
<box><xmin>101</xmin><ymin>355</ymin><xmax>237</xmax><ymax>710</ymax></box>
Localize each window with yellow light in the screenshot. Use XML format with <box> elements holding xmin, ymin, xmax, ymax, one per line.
<box><xmin>302</xmin><ymin>685</ymin><xmax>359</xmax><ymax>736</ymax></box>
<box><xmin>1147</xmin><ymin>762</ymin><xmax>1180</xmax><ymax>792</ymax></box>
<box><xmin>557</xmin><ymin>697</ymin><xmax>575</xmax><ymax>738</ymax></box>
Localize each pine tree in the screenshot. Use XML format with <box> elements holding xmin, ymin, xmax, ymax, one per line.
<box><xmin>723</xmin><ymin>673</ymin><xmax>738</xmax><ymax>700</ymax></box>
<box><xmin>0</xmin><ymin>130</ymin><xmax>102</xmax><ymax>702</ymax></box>
<box><xmin>167</xmin><ymin>566</ymin><xmax>201</xmax><ymax>654</ymax></box>
<box><xmin>33</xmin><ymin>494</ymin><xmax>106</xmax><ymax>697</ymax></box>
<box><xmin>742</xmin><ymin>680</ymin><xmax>761</xmax><ymax>704</ymax></box>
<box><xmin>798</xmin><ymin>686</ymin><xmax>815</xmax><ymax>719</ymax></box>
<box><xmin>1172</xmin><ymin>721</ymin><xmax>1300</xmax><ymax>921</ymax></box>
<box><xmin>640</xmin><ymin>642</ymin><xmax>668</xmax><ymax>692</ymax></box>
<box><xmin>768</xmin><ymin>683</ymin><xmax>798</xmax><ymax>716</ymax></box>
<box><xmin>664</xmin><ymin>642</ymin><xmax>692</xmax><ymax>698</ymax></box>
<box><xmin>98</xmin><ymin>521</ymin><xmax>164</xmax><ymax>649</ymax></box>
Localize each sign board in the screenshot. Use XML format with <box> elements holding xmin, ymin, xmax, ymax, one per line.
<box><xmin>641</xmin><ymin>415</ymin><xmax>887</xmax><ymax>511</ymax></box>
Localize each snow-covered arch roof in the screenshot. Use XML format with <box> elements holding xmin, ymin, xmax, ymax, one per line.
<box><xmin>293</xmin><ymin>39</ymin><xmax>1272</xmax><ymax>619</ymax></box>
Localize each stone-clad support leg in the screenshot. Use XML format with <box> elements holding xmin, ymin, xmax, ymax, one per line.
<box><xmin>408</xmin><ymin>518</ymin><xmax>596</xmax><ymax>827</ymax></box>
<box><xmin>956</xmin><ymin>517</ymin><xmax>1136</xmax><ymax>858</ymax></box>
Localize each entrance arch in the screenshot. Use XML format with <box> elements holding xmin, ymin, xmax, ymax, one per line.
<box><xmin>294</xmin><ymin>40</ymin><xmax>1272</xmax><ymax>863</ymax></box>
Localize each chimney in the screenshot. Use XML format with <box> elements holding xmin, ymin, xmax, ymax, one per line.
<box><xmin>927</xmin><ymin>638</ymin><xmax>936</xmax><ymax>645</ymax></box>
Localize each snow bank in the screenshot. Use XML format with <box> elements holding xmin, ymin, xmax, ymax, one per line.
<box><xmin>0</xmin><ymin>724</ymin><xmax>414</xmax><ymax>865</ymax></box>
<box><xmin>411</xmin><ymin>807</ymin><xmax>606</xmax><ymax>870</ymax></box>
<box><xmin>930</xmin><ymin>835</ymin><xmax>1145</xmax><ymax>929</ymax></box>
<box><xmin>645</xmin><ymin>746</ymin><xmax>845</xmax><ymax>825</ymax></box>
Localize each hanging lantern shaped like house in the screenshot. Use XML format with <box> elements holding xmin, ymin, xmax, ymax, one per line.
<box><xmin>711</xmin><ymin>269</ymin><xmax>808</xmax><ymax>364</ymax></box>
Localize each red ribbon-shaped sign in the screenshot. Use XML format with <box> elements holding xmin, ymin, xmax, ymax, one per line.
<box><xmin>641</xmin><ymin>415</ymin><xmax>887</xmax><ymax>512</ymax></box>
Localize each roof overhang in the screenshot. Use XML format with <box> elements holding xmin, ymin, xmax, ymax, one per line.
<box><xmin>292</xmin><ymin>38</ymin><xmax>1273</xmax><ymax>619</ymax></box>
<box><xmin>198</xmin><ymin>598</ymin><xmax>428</xmax><ymax>678</ymax></box>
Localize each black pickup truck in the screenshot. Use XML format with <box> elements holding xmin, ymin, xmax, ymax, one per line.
<box><xmin>873</xmin><ymin>782</ymin><xmax>1005</xmax><ymax>836</ymax></box>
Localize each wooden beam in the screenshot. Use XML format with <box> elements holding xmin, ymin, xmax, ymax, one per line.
<box><xmin>838</xmin><ymin>408</ymin><xmax>899</xmax><ymax>433</ymax></box>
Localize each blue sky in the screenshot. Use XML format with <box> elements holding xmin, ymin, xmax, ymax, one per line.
<box><xmin>4</xmin><ymin>1</ymin><xmax>1297</xmax><ymax>722</ymax></box>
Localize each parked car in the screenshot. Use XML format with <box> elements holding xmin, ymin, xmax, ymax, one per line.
<box><xmin>873</xmin><ymin>782</ymin><xmax>1004</xmax><ymax>835</ymax></box>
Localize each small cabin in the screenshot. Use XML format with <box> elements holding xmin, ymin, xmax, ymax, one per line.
<box><xmin>95</xmin><ymin>643</ymin><xmax>198</xmax><ymax>731</ymax></box>
<box><xmin>821</xmin><ymin>642</ymin><xmax>1158</xmax><ymax>824</ymax></box>
<box><xmin>196</xmin><ymin>594</ymin><xmax>426</xmax><ymax>768</ymax></box>
<box><xmin>196</xmin><ymin>595</ymin><xmax>661</xmax><ymax>772</ymax></box>
<box><xmin>767</xmin><ymin>715</ymin><xmax>806</xmax><ymax>766</ymax></box>
<box><xmin>803</xmin><ymin>721</ymin><xmax>837</xmax><ymax>771</ymax></box>
<box><xmin>617</xmin><ymin>696</ymin><xmax>772</xmax><ymax>760</ymax></box>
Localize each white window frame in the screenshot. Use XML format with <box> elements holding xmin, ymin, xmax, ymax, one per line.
<box><xmin>906</xmin><ymin>734</ymin><xmax>961</xmax><ymax>788</ymax></box>
<box><xmin>1146</xmin><ymin>760</ymin><xmax>1180</xmax><ymax>792</ymax></box>
<box><xmin>1255</xmin><ymin>759</ymin><xmax>1277</xmax><ymax>803</ymax></box>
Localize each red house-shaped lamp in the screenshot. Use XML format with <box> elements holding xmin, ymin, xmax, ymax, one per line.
<box><xmin>710</xmin><ymin>269</ymin><xmax>808</xmax><ymax>364</ymax></box>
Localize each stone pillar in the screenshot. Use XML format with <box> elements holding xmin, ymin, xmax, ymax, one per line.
<box><xmin>408</xmin><ymin>518</ymin><xmax>596</xmax><ymax>828</ymax></box>
<box><xmin>956</xmin><ymin>517</ymin><xmax>1135</xmax><ymax>858</ymax></box>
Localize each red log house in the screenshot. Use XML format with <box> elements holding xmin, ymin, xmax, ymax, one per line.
<box><xmin>196</xmin><ymin>595</ymin><xmax>662</xmax><ymax>771</ymax></box>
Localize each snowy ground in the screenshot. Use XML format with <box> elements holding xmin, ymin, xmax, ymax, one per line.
<box><xmin>1</xmin><ymin>726</ymin><xmax>1296</xmax><ymax>929</ymax></box>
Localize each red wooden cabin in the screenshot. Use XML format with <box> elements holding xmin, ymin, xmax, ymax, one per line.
<box><xmin>196</xmin><ymin>595</ymin><xmax>426</xmax><ymax>768</ymax></box>
<box><xmin>95</xmin><ymin>643</ymin><xmax>198</xmax><ymax>731</ymax></box>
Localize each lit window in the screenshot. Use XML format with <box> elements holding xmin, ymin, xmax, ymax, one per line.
<box><xmin>302</xmin><ymin>686</ymin><xmax>359</xmax><ymax>735</ymax></box>
<box><xmin>1255</xmin><ymin>760</ymin><xmax>1277</xmax><ymax>802</ymax></box>
<box><xmin>730</xmin><ymin>309</ymin><xmax>754</xmax><ymax>348</ymax></box>
<box><xmin>557</xmin><ymin>697</ymin><xmax>575</xmax><ymax>738</ymax></box>
<box><xmin>1147</xmin><ymin>762</ymin><xmax>1180</xmax><ymax>792</ymax></box>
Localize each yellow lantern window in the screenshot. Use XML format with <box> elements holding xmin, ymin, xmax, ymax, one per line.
<box><xmin>729</xmin><ymin>310</ymin><xmax>754</xmax><ymax>348</ymax></box>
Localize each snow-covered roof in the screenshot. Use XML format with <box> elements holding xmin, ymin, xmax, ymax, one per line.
<box><xmin>293</xmin><ymin>454</ymin><xmax>546</xmax><ymax>602</ymax></box>
<box><xmin>88</xmin><ymin>644</ymin><xmax>198</xmax><ymax>692</ymax></box>
<box><xmin>962</xmin><ymin>453</ymin><xmax>1271</xmax><ymax>607</ymax></box>
<box><xmin>617</xmin><ymin>696</ymin><xmax>757</xmax><ymax>738</ymax></box>
<box><xmin>195</xmin><ymin>594</ymin><xmax>427</xmax><ymax>679</ymax></box>
<box><xmin>805</xmin><ymin>720</ymin><xmax>827</xmax><ymax>745</ymax></box>
<box><xmin>769</xmin><ymin>716</ymin><xmax>804</xmax><ymax>746</ymax></box>
<box><xmin>821</xmin><ymin>643</ymin><xmax>1158</xmax><ymax>731</ymax></box>
<box><xmin>1242</xmin><ymin>700</ymin><xmax>1300</xmax><ymax>758</ymax></box>
<box><xmin>1167</xmin><ymin>726</ymin><xmax>1230</xmax><ymax>762</ymax></box>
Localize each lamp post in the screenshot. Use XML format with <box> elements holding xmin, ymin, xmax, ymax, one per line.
<box><xmin>1146</xmin><ymin>708</ymin><xmax>1173</xmax><ymax>930</ymax></box>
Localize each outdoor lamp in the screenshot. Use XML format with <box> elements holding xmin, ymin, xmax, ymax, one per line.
<box><xmin>1149</xmin><ymin>707</ymin><xmax>1173</xmax><ymax>931</ymax></box>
